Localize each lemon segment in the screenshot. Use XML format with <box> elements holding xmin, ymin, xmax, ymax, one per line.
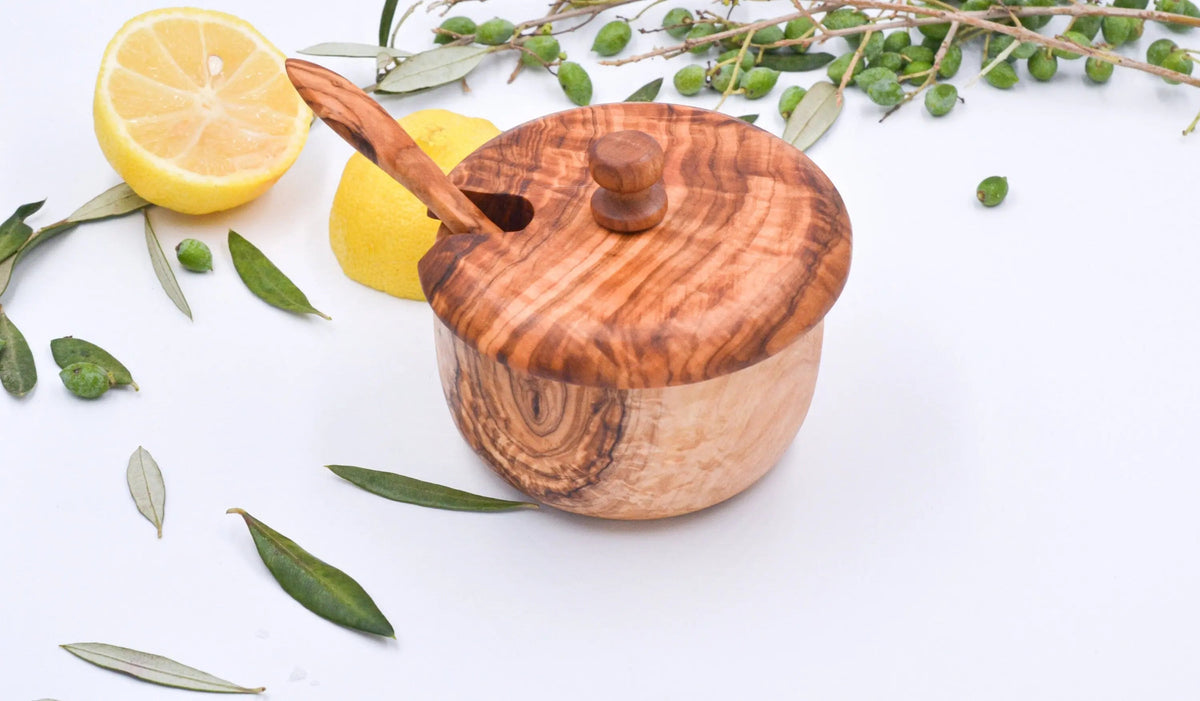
<box><xmin>328</xmin><ymin>109</ymin><xmax>500</xmax><ymax>301</ymax></box>
<box><xmin>94</xmin><ymin>8</ymin><xmax>311</xmax><ymax>215</ymax></box>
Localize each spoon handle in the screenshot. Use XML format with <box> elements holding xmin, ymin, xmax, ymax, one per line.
<box><xmin>285</xmin><ymin>58</ymin><xmax>502</xmax><ymax>237</ymax></box>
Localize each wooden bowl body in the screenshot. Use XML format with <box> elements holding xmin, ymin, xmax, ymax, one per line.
<box><xmin>433</xmin><ymin>318</ymin><xmax>824</xmax><ymax>519</ymax></box>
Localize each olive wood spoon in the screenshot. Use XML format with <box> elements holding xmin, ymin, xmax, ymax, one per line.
<box><xmin>285</xmin><ymin>58</ymin><xmax>502</xmax><ymax>237</ymax></box>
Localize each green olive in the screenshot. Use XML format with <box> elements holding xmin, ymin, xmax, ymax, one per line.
<box><xmin>673</xmin><ymin>64</ymin><xmax>706</xmax><ymax>95</ymax></box>
<box><xmin>60</xmin><ymin>362</ymin><xmax>113</xmax><ymax>399</ymax></box>
<box><xmin>901</xmin><ymin>59</ymin><xmax>933</xmax><ymax>83</ymax></box>
<box><xmin>862</xmin><ymin>32</ymin><xmax>886</xmax><ymax>61</ymax></box>
<box><xmin>434</xmin><ymin>16</ymin><xmax>476</xmax><ymax>45</ymax></box>
<box><xmin>1115</xmin><ymin>0</ymin><xmax>1149</xmax><ymax>7</ymax></box>
<box><xmin>1085</xmin><ymin>56</ymin><xmax>1114</xmax><ymax>83</ymax></box>
<box><xmin>784</xmin><ymin>17</ymin><xmax>814</xmax><ymax>52</ymax></box>
<box><xmin>1158</xmin><ymin>0</ymin><xmax>1200</xmax><ymax>32</ymax></box>
<box><xmin>1161</xmin><ymin>49</ymin><xmax>1195</xmax><ymax>84</ymax></box>
<box><xmin>710</xmin><ymin>64</ymin><xmax>737</xmax><ymax>92</ymax></box>
<box><xmin>984</xmin><ymin>61</ymin><xmax>1019</xmax><ymax>88</ymax></box>
<box><xmin>1028</xmin><ymin>48</ymin><xmax>1058</xmax><ymax>80</ymax></box>
<box><xmin>823</xmin><ymin>8</ymin><xmax>869</xmax><ymax>31</ymax></box>
<box><xmin>976</xmin><ymin>175</ymin><xmax>1009</xmax><ymax>207</ymax></box>
<box><xmin>557</xmin><ymin>61</ymin><xmax>592</xmax><ymax>105</ymax></box>
<box><xmin>924</xmin><ymin>83</ymin><xmax>958</xmax><ymax>116</ymax></box>
<box><xmin>939</xmin><ymin>44</ymin><xmax>963</xmax><ymax>78</ymax></box>
<box><xmin>854</xmin><ymin>66</ymin><xmax>899</xmax><ymax>91</ymax></box>
<box><xmin>175</xmin><ymin>238</ymin><xmax>212</xmax><ymax>272</ymax></box>
<box><xmin>716</xmin><ymin>49</ymin><xmax>756</xmax><ymax>71</ymax></box>
<box><xmin>686</xmin><ymin>23</ymin><xmax>719</xmax><ymax>54</ymax></box>
<box><xmin>1012</xmin><ymin>41</ymin><xmax>1040</xmax><ymax>60</ymax></box>
<box><xmin>870</xmin><ymin>51</ymin><xmax>904</xmax><ymax>72</ymax></box>
<box><xmin>662</xmin><ymin>7</ymin><xmax>694</xmax><ymax>39</ymax></box>
<box><xmin>592</xmin><ymin>20</ymin><xmax>632</xmax><ymax>56</ymax></box>
<box><xmin>826</xmin><ymin>52</ymin><xmax>865</xmax><ymax>83</ymax></box>
<box><xmin>961</xmin><ymin>0</ymin><xmax>990</xmax><ymax>11</ymax></box>
<box><xmin>1129</xmin><ymin>18</ymin><xmax>1147</xmax><ymax>40</ymax></box>
<box><xmin>823</xmin><ymin>8</ymin><xmax>869</xmax><ymax>47</ymax></box>
<box><xmin>883</xmin><ymin>31</ymin><xmax>912</xmax><ymax>53</ymax></box>
<box><xmin>918</xmin><ymin>21</ymin><xmax>951</xmax><ymax>40</ymax></box>
<box><xmin>1067</xmin><ymin>15</ymin><xmax>1102</xmax><ymax>40</ymax></box>
<box><xmin>520</xmin><ymin>35</ymin><xmax>561</xmax><ymax>66</ymax></box>
<box><xmin>900</xmin><ymin>45</ymin><xmax>935</xmax><ymax>64</ymax></box>
<box><xmin>1021</xmin><ymin>0</ymin><xmax>1054</xmax><ymax>29</ymax></box>
<box><xmin>1101</xmin><ymin>16</ymin><xmax>1134</xmax><ymax>45</ymax></box>
<box><xmin>867</xmin><ymin>77</ymin><xmax>905</xmax><ymax>106</ymax></box>
<box><xmin>751</xmin><ymin>25</ymin><xmax>785</xmax><ymax>47</ymax></box>
<box><xmin>986</xmin><ymin>35</ymin><xmax>1018</xmax><ymax>62</ymax></box>
<box><xmin>475</xmin><ymin>18</ymin><xmax>515</xmax><ymax>46</ymax></box>
<box><xmin>739</xmin><ymin>67</ymin><xmax>780</xmax><ymax>99</ymax></box>
<box><xmin>778</xmin><ymin>85</ymin><xmax>807</xmax><ymax>119</ymax></box>
<box><xmin>1053</xmin><ymin>30</ymin><xmax>1091</xmax><ymax>60</ymax></box>
<box><xmin>1147</xmin><ymin>38</ymin><xmax>1179</xmax><ymax>66</ymax></box>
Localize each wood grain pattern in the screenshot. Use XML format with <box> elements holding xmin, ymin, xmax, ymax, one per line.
<box><xmin>435</xmin><ymin>317</ymin><xmax>824</xmax><ymax>519</ymax></box>
<box><xmin>284</xmin><ymin>59</ymin><xmax>502</xmax><ymax>237</ymax></box>
<box><xmin>588</xmin><ymin>130</ymin><xmax>668</xmax><ymax>233</ymax></box>
<box><xmin>419</xmin><ymin>102</ymin><xmax>851</xmax><ymax>389</ymax></box>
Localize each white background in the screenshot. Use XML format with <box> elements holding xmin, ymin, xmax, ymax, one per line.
<box><xmin>2</xmin><ymin>1</ymin><xmax>1198</xmax><ymax>699</ymax></box>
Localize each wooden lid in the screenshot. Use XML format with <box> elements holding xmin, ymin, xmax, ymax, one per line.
<box><xmin>418</xmin><ymin>103</ymin><xmax>851</xmax><ymax>389</ymax></box>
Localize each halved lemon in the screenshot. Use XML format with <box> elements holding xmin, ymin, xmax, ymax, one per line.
<box><xmin>94</xmin><ymin>8</ymin><xmax>311</xmax><ymax>215</ymax></box>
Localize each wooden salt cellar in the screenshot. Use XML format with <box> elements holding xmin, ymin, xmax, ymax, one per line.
<box><xmin>287</xmin><ymin>60</ymin><xmax>852</xmax><ymax>520</ymax></box>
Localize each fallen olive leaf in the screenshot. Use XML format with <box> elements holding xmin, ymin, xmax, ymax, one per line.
<box><xmin>61</xmin><ymin>642</ymin><xmax>264</xmax><ymax>694</ymax></box>
<box><xmin>0</xmin><ymin>305</ymin><xmax>36</xmax><ymax>397</ymax></box>
<box><xmin>144</xmin><ymin>211</ymin><xmax>192</xmax><ymax>320</ymax></box>
<box><xmin>227</xmin><ymin>508</ymin><xmax>394</xmax><ymax>637</ymax></box>
<box><xmin>783</xmin><ymin>81</ymin><xmax>842</xmax><ymax>151</ymax></box>
<box><xmin>127</xmin><ymin>446</ymin><xmax>165</xmax><ymax>538</ymax></box>
<box><xmin>0</xmin><ymin>200</ymin><xmax>44</xmax><ymax>263</ymax></box>
<box><xmin>327</xmin><ymin>464</ymin><xmax>540</xmax><ymax>512</ymax></box>
<box><xmin>228</xmin><ymin>231</ymin><xmax>329</xmax><ymax>320</ymax></box>
<box><xmin>624</xmin><ymin>77</ymin><xmax>663</xmax><ymax>102</ymax></box>
<box><xmin>51</xmin><ymin>336</ymin><xmax>138</xmax><ymax>390</ymax></box>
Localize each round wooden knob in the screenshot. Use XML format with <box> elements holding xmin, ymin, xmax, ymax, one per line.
<box><xmin>588</xmin><ymin>130</ymin><xmax>668</xmax><ymax>233</ymax></box>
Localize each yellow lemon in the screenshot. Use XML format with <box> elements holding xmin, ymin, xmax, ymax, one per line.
<box><xmin>328</xmin><ymin>109</ymin><xmax>499</xmax><ymax>301</ymax></box>
<box><xmin>93</xmin><ymin>8</ymin><xmax>311</xmax><ymax>215</ymax></box>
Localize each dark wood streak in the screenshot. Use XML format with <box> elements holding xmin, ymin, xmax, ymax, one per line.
<box><xmin>435</xmin><ymin>322</ymin><xmax>627</xmax><ymax>504</ymax></box>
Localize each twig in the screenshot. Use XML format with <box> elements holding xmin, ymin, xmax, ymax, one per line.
<box><xmin>715</xmin><ymin>30</ymin><xmax>756</xmax><ymax>110</ymax></box>
<box><xmin>967</xmin><ymin>33</ymin><xmax>1020</xmax><ymax>87</ymax></box>
<box><xmin>836</xmin><ymin>30</ymin><xmax>873</xmax><ymax>104</ymax></box>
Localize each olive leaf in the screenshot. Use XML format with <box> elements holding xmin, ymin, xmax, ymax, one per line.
<box><xmin>228</xmin><ymin>230</ymin><xmax>329</xmax><ymax>320</ymax></box>
<box><xmin>299</xmin><ymin>42</ymin><xmax>410</xmax><ymax>59</ymax></box>
<box><xmin>759</xmin><ymin>52</ymin><xmax>836</xmax><ymax>72</ymax></box>
<box><xmin>377</xmin><ymin>46</ymin><xmax>489</xmax><ymax>93</ymax></box>
<box><xmin>51</xmin><ymin>336</ymin><xmax>138</xmax><ymax>390</ymax></box>
<box><xmin>66</xmin><ymin>183</ymin><xmax>150</xmax><ymax>224</ymax></box>
<box><xmin>143</xmin><ymin>211</ymin><xmax>192</xmax><ymax>320</ymax></box>
<box><xmin>378</xmin><ymin>0</ymin><xmax>400</xmax><ymax>46</ymax></box>
<box><xmin>738</xmin><ymin>114</ymin><xmax>760</xmax><ymax>124</ymax></box>
<box><xmin>624</xmin><ymin>77</ymin><xmax>663</xmax><ymax>102</ymax></box>
<box><xmin>61</xmin><ymin>642</ymin><xmax>264</xmax><ymax>694</ymax></box>
<box><xmin>0</xmin><ymin>200</ymin><xmax>45</xmax><ymax>263</ymax></box>
<box><xmin>227</xmin><ymin>508</ymin><xmax>394</xmax><ymax>638</ymax></box>
<box><xmin>0</xmin><ymin>305</ymin><xmax>36</xmax><ymax>397</ymax></box>
<box><xmin>127</xmin><ymin>446</ymin><xmax>165</xmax><ymax>538</ymax></box>
<box><xmin>0</xmin><ymin>184</ymin><xmax>149</xmax><ymax>299</ymax></box>
<box><xmin>327</xmin><ymin>464</ymin><xmax>540</xmax><ymax>512</ymax></box>
<box><xmin>783</xmin><ymin>81</ymin><xmax>842</xmax><ymax>151</ymax></box>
